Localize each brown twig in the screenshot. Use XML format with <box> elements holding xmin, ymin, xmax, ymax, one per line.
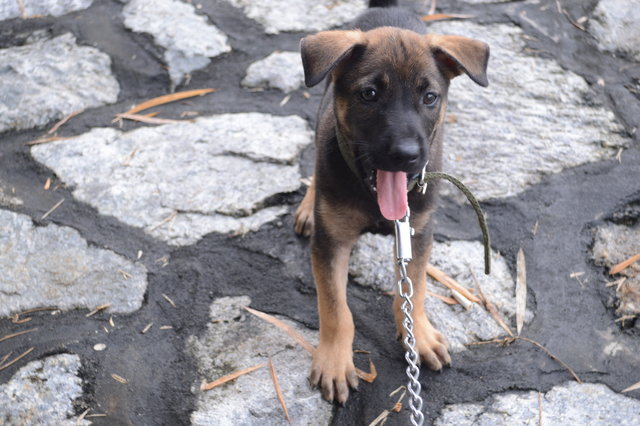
<box><xmin>123</xmin><ymin>88</ymin><xmax>216</xmax><ymax>115</ymax></box>
<box><xmin>426</xmin><ymin>289</ymin><xmax>458</xmax><ymax>305</ymax></box>
<box><xmin>268</xmin><ymin>359</ymin><xmax>292</xmax><ymax>425</ymax></box>
<box><xmin>24</xmin><ymin>136</ymin><xmax>71</xmax><ymax>146</ymax></box>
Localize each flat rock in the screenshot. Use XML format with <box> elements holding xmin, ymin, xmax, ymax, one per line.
<box><xmin>592</xmin><ymin>222</ymin><xmax>640</xmax><ymax>317</ymax></box>
<box><xmin>242</xmin><ymin>51</ymin><xmax>305</xmax><ymax>93</ymax></box>
<box><xmin>0</xmin><ymin>33</ymin><xmax>119</xmax><ymax>133</ymax></box>
<box><xmin>123</xmin><ymin>0</ymin><xmax>231</xmax><ymax>85</ymax></box>
<box><xmin>350</xmin><ymin>234</ymin><xmax>531</xmax><ymax>351</ymax></box>
<box><xmin>0</xmin><ymin>210</ymin><xmax>147</xmax><ymax>317</ymax></box>
<box><xmin>435</xmin><ymin>381</ymin><xmax>640</xmax><ymax>425</ymax></box>
<box><xmin>0</xmin><ymin>354</ymin><xmax>88</xmax><ymax>425</ymax></box>
<box><xmin>589</xmin><ymin>0</ymin><xmax>640</xmax><ymax>62</ymax></box>
<box><xmin>225</xmin><ymin>0</ymin><xmax>366</xmax><ymax>34</ymax></box>
<box><xmin>31</xmin><ymin>113</ymin><xmax>313</xmax><ymax>245</ymax></box>
<box><xmin>188</xmin><ymin>296</ymin><xmax>332</xmax><ymax>425</ymax></box>
<box><xmin>0</xmin><ymin>0</ymin><xmax>93</xmax><ymax>21</ymax></box>
<box><xmin>426</xmin><ymin>22</ymin><xmax>630</xmax><ymax>202</ymax></box>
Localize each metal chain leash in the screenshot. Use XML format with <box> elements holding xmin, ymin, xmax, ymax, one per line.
<box><xmin>394</xmin><ymin>209</ymin><xmax>424</xmax><ymax>426</ymax></box>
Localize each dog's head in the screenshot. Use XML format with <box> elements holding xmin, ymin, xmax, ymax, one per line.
<box><xmin>301</xmin><ymin>27</ymin><xmax>489</xmax><ymax>219</ymax></box>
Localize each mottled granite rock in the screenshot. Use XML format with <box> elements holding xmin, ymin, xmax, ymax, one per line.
<box><xmin>0</xmin><ymin>354</ymin><xmax>88</xmax><ymax>425</ymax></box>
<box><xmin>188</xmin><ymin>296</ymin><xmax>332</xmax><ymax>425</ymax></box>
<box><xmin>225</xmin><ymin>0</ymin><xmax>366</xmax><ymax>34</ymax></box>
<box><xmin>0</xmin><ymin>33</ymin><xmax>119</xmax><ymax>133</ymax></box>
<box><xmin>426</xmin><ymin>22</ymin><xmax>630</xmax><ymax>202</ymax></box>
<box><xmin>242</xmin><ymin>51</ymin><xmax>305</xmax><ymax>93</ymax></box>
<box><xmin>31</xmin><ymin>113</ymin><xmax>313</xmax><ymax>245</ymax></box>
<box><xmin>435</xmin><ymin>381</ymin><xmax>640</xmax><ymax>425</ymax></box>
<box><xmin>589</xmin><ymin>0</ymin><xmax>640</xmax><ymax>61</ymax></box>
<box><xmin>0</xmin><ymin>210</ymin><xmax>147</xmax><ymax>317</ymax></box>
<box><xmin>123</xmin><ymin>0</ymin><xmax>231</xmax><ymax>85</ymax></box>
<box><xmin>350</xmin><ymin>234</ymin><xmax>531</xmax><ymax>351</ymax></box>
<box><xmin>0</xmin><ymin>0</ymin><xmax>93</xmax><ymax>21</ymax></box>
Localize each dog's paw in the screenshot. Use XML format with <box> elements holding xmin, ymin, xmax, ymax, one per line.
<box><xmin>294</xmin><ymin>198</ymin><xmax>314</xmax><ymax>237</ymax></box>
<box><xmin>309</xmin><ymin>343</ymin><xmax>359</xmax><ymax>404</ymax></box>
<box><xmin>402</xmin><ymin>316</ymin><xmax>451</xmax><ymax>370</ymax></box>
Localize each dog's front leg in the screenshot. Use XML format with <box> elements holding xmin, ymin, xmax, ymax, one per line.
<box><xmin>393</xmin><ymin>225</ymin><xmax>451</xmax><ymax>370</ymax></box>
<box><xmin>309</xmin><ymin>200</ymin><xmax>361</xmax><ymax>404</ymax></box>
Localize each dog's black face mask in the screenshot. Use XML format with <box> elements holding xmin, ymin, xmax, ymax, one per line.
<box><xmin>301</xmin><ymin>27</ymin><xmax>489</xmax><ymax>219</ymax></box>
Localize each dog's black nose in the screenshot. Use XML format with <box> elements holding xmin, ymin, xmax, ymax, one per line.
<box><xmin>388</xmin><ymin>139</ymin><xmax>421</xmax><ymax>168</ymax></box>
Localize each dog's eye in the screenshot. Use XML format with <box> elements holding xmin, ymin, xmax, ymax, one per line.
<box><xmin>360</xmin><ymin>88</ymin><xmax>378</xmax><ymax>102</ymax></box>
<box><xmin>423</xmin><ymin>92</ymin><xmax>438</xmax><ymax>106</ymax></box>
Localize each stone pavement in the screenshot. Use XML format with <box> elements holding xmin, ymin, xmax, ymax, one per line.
<box><xmin>1</xmin><ymin>0</ymin><xmax>639</xmax><ymax>424</ymax></box>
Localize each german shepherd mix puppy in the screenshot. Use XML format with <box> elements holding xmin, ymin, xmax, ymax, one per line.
<box><xmin>294</xmin><ymin>0</ymin><xmax>489</xmax><ymax>403</ymax></box>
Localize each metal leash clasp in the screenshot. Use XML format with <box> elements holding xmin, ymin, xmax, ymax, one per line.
<box><xmin>416</xmin><ymin>161</ymin><xmax>429</xmax><ymax>195</ymax></box>
<box><xmin>393</xmin><ymin>208</ymin><xmax>425</xmax><ymax>426</ymax></box>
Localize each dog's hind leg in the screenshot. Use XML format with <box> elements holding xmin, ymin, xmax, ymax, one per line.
<box><xmin>294</xmin><ymin>177</ymin><xmax>315</xmax><ymax>237</ymax></box>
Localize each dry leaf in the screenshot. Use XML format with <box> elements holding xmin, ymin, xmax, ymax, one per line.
<box><xmin>610</xmin><ymin>253</ymin><xmax>640</xmax><ymax>275</ymax></box>
<box><xmin>111</xmin><ymin>374</ymin><xmax>128</xmax><ymax>384</ymax></box>
<box><xmin>622</xmin><ymin>380</ymin><xmax>640</xmax><ymax>393</ymax></box>
<box><xmin>268</xmin><ymin>359</ymin><xmax>292</xmax><ymax>425</ymax></box>
<box><xmin>124</xmin><ymin>88</ymin><xmax>216</xmax><ymax>115</ymax></box>
<box><xmin>427</xmin><ymin>264</ymin><xmax>480</xmax><ymax>303</ymax></box>
<box><xmin>356</xmin><ymin>359</ymin><xmax>377</xmax><ymax>383</ymax></box>
<box><xmin>244</xmin><ymin>307</ymin><xmax>314</xmax><ymax>354</ymax></box>
<box><xmin>515</xmin><ymin>248</ymin><xmax>527</xmax><ymax>335</ymax></box>
<box><xmin>201</xmin><ymin>363</ymin><xmax>265</xmax><ymax>391</ymax></box>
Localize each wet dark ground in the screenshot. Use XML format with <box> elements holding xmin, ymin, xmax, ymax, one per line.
<box><xmin>1</xmin><ymin>0</ymin><xmax>639</xmax><ymax>424</ymax></box>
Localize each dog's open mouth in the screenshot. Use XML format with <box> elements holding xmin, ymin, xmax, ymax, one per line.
<box><xmin>368</xmin><ymin>169</ymin><xmax>408</xmax><ymax>221</ymax></box>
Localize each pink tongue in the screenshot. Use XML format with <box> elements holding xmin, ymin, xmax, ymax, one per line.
<box><xmin>376</xmin><ymin>170</ymin><xmax>408</xmax><ymax>220</ymax></box>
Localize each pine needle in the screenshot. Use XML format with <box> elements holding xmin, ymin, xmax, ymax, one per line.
<box><xmin>0</xmin><ymin>328</ymin><xmax>38</xmax><ymax>343</ymax></box>
<box><xmin>356</xmin><ymin>359</ymin><xmax>377</xmax><ymax>383</ymax></box>
<box><xmin>268</xmin><ymin>359</ymin><xmax>292</xmax><ymax>425</ymax></box>
<box><xmin>0</xmin><ymin>347</ymin><xmax>34</xmax><ymax>371</ymax></box>
<box><xmin>622</xmin><ymin>380</ymin><xmax>640</xmax><ymax>393</ymax></box>
<box><xmin>515</xmin><ymin>248</ymin><xmax>527</xmax><ymax>335</ymax></box>
<box><xmin>610</xmin><ymin>254</ymin><xmax>640</xmax><ymax>275</ymax></box>
<box><xmin>113</xmin><ymin>113</ymin><xmax>189</xmax><ymax>125</ymax></box>
<box><xmin>124</xmin><ymin>88</ymin><xmax>216</xmax><ymax>115</ymax></box>
<box><xmin>201</xmin><ymin>363</ymin><xmax>266</xmax><ymax>391</ymax></box>
<box><xmin>427</xmin><ymin>264</ymin><xmax>480</xmax><ymax>303</ymax></box>
<box><xmin>244</xmin><ymin>307</ymin><xmax>314</xmax><ymax>354</ymax></box>
<box><xmin>421</xmin><ymin>13</ymin><xmax>473</xmax><ymax>22</ymax></box>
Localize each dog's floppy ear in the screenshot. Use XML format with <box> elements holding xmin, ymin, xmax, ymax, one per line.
<box><xmin>300</xmin><ymin>30</ymin><xmax>365</xmax><ymax>87</ymax></box>
<box><xmin>428</xmin><ymin>34</ymin><xmax>490</xmax><ymax>87</ymax></box>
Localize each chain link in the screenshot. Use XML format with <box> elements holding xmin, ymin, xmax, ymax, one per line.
<box><xmin>394</xmin><ymin>210</ymin><xmax>424</xmax><ymax>426</ymax></box>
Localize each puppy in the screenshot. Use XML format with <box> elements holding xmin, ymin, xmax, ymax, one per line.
<box><xmin>294</xmin><ymin>0</ymin><xmax>489</xmax><ymax>403</ymax></box>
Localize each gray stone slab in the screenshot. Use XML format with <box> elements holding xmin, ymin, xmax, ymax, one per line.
<box><xmin>123</xmin><ymin>0</ymin><xmax>231</xmax><ymax>86</ymax></box>
<box><xmin>0</xmin><ymin>354</ymin><xmax>88</xmax><ymax>426</ymax></box>
<box><xmin>188</xmin><ymin>296</ymin><xmax>332</xmax><ymax>425</ymax></box>
<box><xmin>0</xmin><ymin>184</ymin><xmax>22</xmax><ymax>207</ymax></box>
<box><xmin>0</xmin><ymin>33</ymin><xmax>119</xmax><ymax>133</ymax></box>
<box><xmin>0</xmin><ymin>210</ymin><xmax>147</xmax><ymax>317</ymax></box>
<box><xmin>425</xmin><ymin>22</ymin><xmax>630</xmax><ymax>202</ymax></box>
<box><xmin>242</xmin><ymin>51</ymin><xmax>305</xmax><ymax>93</ymax></box>
<box><xmin>589</xmin><ymin>0</ymin><xmax>640</xmax><ymax>62</ymax></box>
<box><xmin>350</xmin><ymin>234</ymin><xmax>531</xmax><ymax>351</ymax></box>
<box><xmin>435</xmin><ymin>381</ymin><xmax>640</xmax><ymax>425</ymax></box>
<box><xmin>592</xmin><ymin>222</ymin><xmax>640</xmax><ymax>317</ymax></box>
<box><xmin>0</xmin><ymin>0</ymin><xmax>93</xmax><ymax>21</ymax></box>
<box><xmin>31</xmin><ymin>113</ymin><xmax>313</xmax><ymax>245</ymax></box>
<box><xmin>225</xmin><ymin>0</ymin><xmax>366</xmax><ymax>34</ymax></box>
